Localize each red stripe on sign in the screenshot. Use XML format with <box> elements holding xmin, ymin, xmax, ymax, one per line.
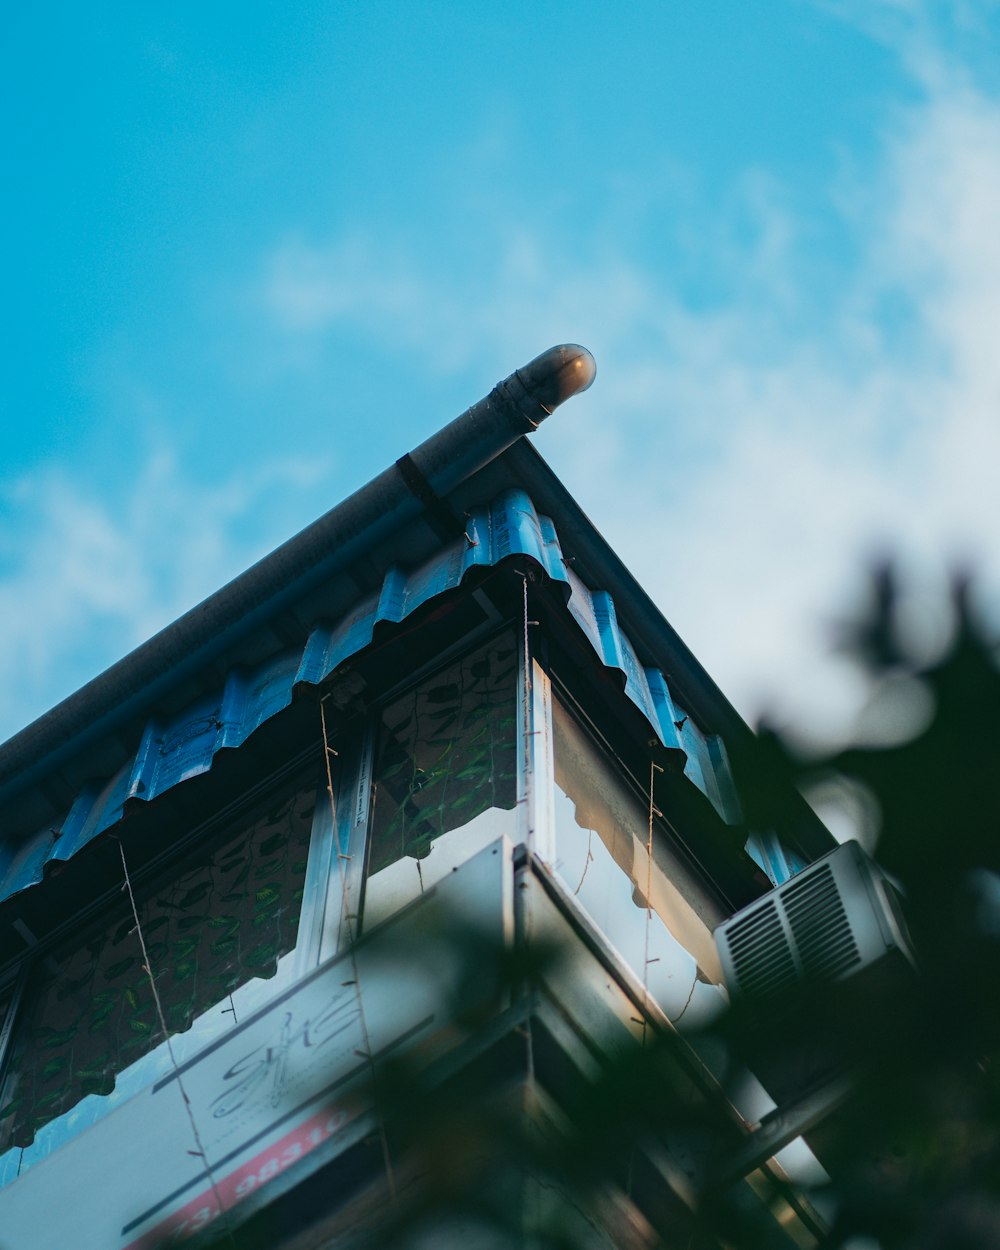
<box><xmin>123</xmin><ymin>1106</ymin><xmax>350</xmax><ymax>1250</ymax></box>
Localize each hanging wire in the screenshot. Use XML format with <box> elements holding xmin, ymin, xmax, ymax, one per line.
<box><xmin>521</xmin><ymin>573</ymin><xmax>532</xmax><ymax>706</ymax></box>
<box><xmin>521</xmin><ymin>573</ymin><xmax>533</xmax><ymax>806</ymax></box>
<box><xmin>116</xmin><ymin>837</ymin><xmax>235</xmax><ymax>1245</ymax></box>
<box><xmin>319</xmin><ymin>698</ymin><xmax>397</xmax><ymax>1202</ymax></box>
<box><xmin>572</xmin><ymin>830</ymin><xmax>595</xmax><ymax>896</ymax></box>
<box><xmin>626</xmin><ymin>759</ymin><xmax>665</xmax><ymax>1204</ymax></box>
<box><xmin>642</xmin><ymin>762</ymin><xmax>665</xmax><ymax>1044</ymax></box>
<box><xmin>517</xmin><ymin>573</ymin><xmax>539</xmax><ymax>1106</ymax></box>
<box><xmin>517</xmin><ymin>570</ymin><xmax>545</xmax><ymax>849</ymax></box>
<box><xmin>642</xmin><ymin>765</ymin><xmax>699</xmax><ymax>1027</ymax></box>
<box><xmin>670</xmin><ymin>972</ymin><xmax>699</xmax><ymax>1026</ymax></box>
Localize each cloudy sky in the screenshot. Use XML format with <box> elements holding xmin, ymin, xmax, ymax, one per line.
<box><xmin>4</xmin><ymin>0</ymin><xmax>1000</xmax><ymax>747</ymax></box>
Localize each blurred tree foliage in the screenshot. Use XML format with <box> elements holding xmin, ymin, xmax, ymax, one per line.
<box><xmin>196</xmin><ymin>569</ymin><xmax>1000</xmax><ymax>1250</ymax></box>
<box><xmin>743</xmin><ymin>567</ymin><xmax>1000</xmax><ymax>1250</ymax></box>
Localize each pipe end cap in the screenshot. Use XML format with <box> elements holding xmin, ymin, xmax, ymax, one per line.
<box><xmin>517</xmin><ymin>344</ymin><xmax>597</xmax><ymax>416</ymax></box>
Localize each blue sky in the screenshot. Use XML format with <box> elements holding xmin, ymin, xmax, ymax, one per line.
<box><xmin>4</xmin><ymin>0</ymin><xmax>1000</xmax><ymax>746</ymax></box>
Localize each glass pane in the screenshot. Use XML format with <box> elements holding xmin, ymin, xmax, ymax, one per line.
<box><xmin>0</xmin><ymin>779</ymin><xmax>316</xmax><ymax>1178</ymax></box>
<box><xmin>552</xmin><ymin>697</ymin><xmax>726</xmax><ymax>1028</ymax></box>
<box><xmin>365</xmin><ymin>631</ymin><xmax>518</xmax><ymax>929</ymax></box>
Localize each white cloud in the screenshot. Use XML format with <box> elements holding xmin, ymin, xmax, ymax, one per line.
<box><xmin>7</xmin><ymin>3</ymin><xmax>999</xmax><ymax>762</ymax></box>
<box><xmin>251</xmin><ymin>22</ymin><xmax>1000</xmax><ymax>746</ymax></box>
<box><xmin>0</xmin><ymin>449</ymin><xmax>328</xmax><ymax>741</ymax></box>
<box><xmin>266</xmin><ymin>233</ymin><xmax>427</xmax><ymax>337</ymax></box>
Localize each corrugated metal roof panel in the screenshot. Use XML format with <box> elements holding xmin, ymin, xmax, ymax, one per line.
<box><xmin>0</xmin><ymin>487</ymin><xmax>741</xmax><ymax>905</ymax></box>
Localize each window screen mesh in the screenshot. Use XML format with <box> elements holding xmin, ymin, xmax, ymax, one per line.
<box><xmin>368</xmin><ymin>631</ymin><xmax>518</xmax><ymax>876</ymax></box>
<box><xmin>0</xmin><ymin>783</ymin><xmax>314</xmax><ymax>1150</ymax></box>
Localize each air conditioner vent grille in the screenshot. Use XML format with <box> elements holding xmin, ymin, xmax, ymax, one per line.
<box><xmin>726</xmin><ymin>899</ymin><xmax>798</xmax><ymax>998</ymax></box>
<box><xmin>722</xmin><ymin>861</ymin><xmax>863</xmax><ymax>998</ymax></box>
<box><xmin>785</xmin><ymin>863</ymin><xmax>861</xmax><ymax>981</ymax></box>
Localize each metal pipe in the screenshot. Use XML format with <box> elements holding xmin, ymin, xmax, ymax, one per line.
<box><xmin>0</xmin><ymin>347</ymin><xmax>596</xmax><ymax>807</ymax></box>
<box><xmin>409</xmin><ymin>344</ymin><xmax>596</xmax><ymax>496</ymax></box>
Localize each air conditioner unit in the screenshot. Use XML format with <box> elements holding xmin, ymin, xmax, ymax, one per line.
<box><xmin>716</xmin><ymin>839</ymin><xmax>913</xmax><ymax>1000</ymax></box>
<box><xmin>714</xmin><ymin>840</ymin><xmax>915</xmax><ymax>1104</ymax></box>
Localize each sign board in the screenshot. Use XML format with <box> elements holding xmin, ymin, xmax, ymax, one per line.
<box><xmin>0</xmin><ymin>839</ymin><xmax>512</xmax><ymax>1250</ymax></box>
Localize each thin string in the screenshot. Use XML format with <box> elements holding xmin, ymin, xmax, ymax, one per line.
<box><xmin>642</xmin><ymin>761</ymin><xmax>665</xmax><ymax>1043</ymax></box>
<box><xmin>522</xmin><ymin>573</ymin><xmax>532</xmax><ymax>705</ymax></box>
<box><xmin>628</xmin><ymin>759</ymin><xmax>663</xmax><ymax>1204</ymax></box>
<box><xmin>520</xmin><ymin>572</ymin><xmax>534</xmax><ymax>842</ymax></box>
<box><xmin>319</xmin><ymin>699</ymin><xmax>397</xmax><ymax>1202</ymax></box>
<box><xmin>518</xmin><ymin>574</ymin><xmax>538</xmax><ymax>1137</ymax></box>
<box><xmin>572</xmin><ymin>830</ymin><xmax>594</xmax><ymax>896</ymax></box>
<box><xmin>116</xmin><ymin>838</ymin><xmax>234</xmax><ymax>1243</ymax></box>
<box><xmin>641</xmin><ymin>764</ymin><xmax>697</xmax><ymax>1029</ymax></box>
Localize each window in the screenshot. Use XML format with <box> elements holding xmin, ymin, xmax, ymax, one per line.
<box><xmin>550</xmin><ymin>693</ymin><xmax>726</xmax><ymax>1028</ymax></box>
<box><xmin>363</xmin><ymin>630</ymin><xmax>520</xmax><ymax>930</ymax></box>
<box><xmin>0</xmin><ymin>773</ymin><xmax>318</xmax><ymax>1183</ymax></box>
<box><xmin>0</xmin><ymin>624</ymin><xmax>525</xmax><ymax>1186</ymax></box>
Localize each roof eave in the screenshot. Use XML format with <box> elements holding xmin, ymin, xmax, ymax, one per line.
<box><xmin>0</xmin><ymin>346</ymin><xmax>596</xmax><ymax>809</ymax></box>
